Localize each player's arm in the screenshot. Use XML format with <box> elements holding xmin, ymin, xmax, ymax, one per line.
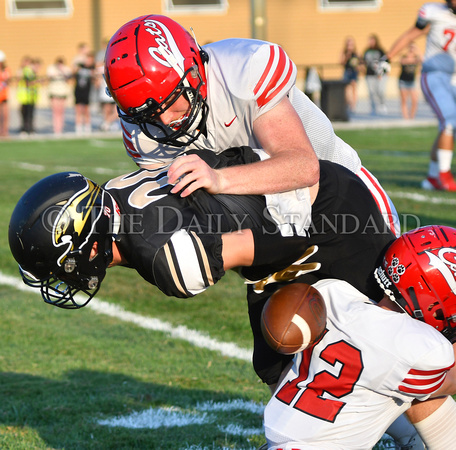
<box><xmin>221</xmin><ymin>230</ymin><xmax>254</xmax><ymax>269</ymax></box>
<box><xmin>168</xmin><ymin>97</ymin><xmax>319</xmax><ymax>196</ymax></box>
<box><xmin>148</xmin><ymin>227</ymin><xmax>309</xmax><ymax>298</ymax></box>
<box><xmin>386</xmin><ymin>24</ymin><xmax>429</xmax><ymax>61</ymax></box>
<box><xmin>406</xmin><ymin>396</ymin><xmax>456</xmax><ymax>449</ymax></box>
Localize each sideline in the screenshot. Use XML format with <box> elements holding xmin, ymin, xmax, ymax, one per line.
<box><xmin>0</xmin><ymin>271</ymin><xmax>253</xmax><ymax>361</ymax></box>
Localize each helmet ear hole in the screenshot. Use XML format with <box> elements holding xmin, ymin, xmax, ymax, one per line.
<box><xmin>435</xmin><ymin>309</ymin><xmax>445</xmax><ymax>321</ymax></box>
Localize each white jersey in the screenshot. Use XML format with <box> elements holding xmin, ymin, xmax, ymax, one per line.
<box><xmin>264</xmin><ymin>279</ymin><xmax>455</xmax><ymax>450</ymax></box>
<box><xmin>121</xmin><ymin>38</ymin><xmax>361</xmax><ymax>172</ymax></box>
<box><xmin>417</xmin><ymin>3</ymin><xmax>456</xmax><ymax>74</ymax></box>
<box><xmin>121</xmin><ymin>39</ymin><xmax>400</xmax><ymax>237</ymax></box>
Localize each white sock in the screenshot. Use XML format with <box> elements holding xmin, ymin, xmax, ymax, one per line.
<box><xmin>428</xmin><ymin>160</ymin><xmax>439</xmax><ymax>178</ymax></box>
<box><xmin>437</xmin><ymin>148</ymin><xmax>453</xmax><ymax>173</ymax></box>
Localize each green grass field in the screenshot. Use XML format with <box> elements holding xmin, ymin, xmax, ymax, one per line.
<box><xmin>0</xmin><ymin>128</ymin><xmax>454</xmax><ymax>449</ymax></box>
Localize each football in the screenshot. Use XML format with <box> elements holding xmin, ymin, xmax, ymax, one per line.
<box><xmin>261</xmin><ymin>283</ymin><xmax>327</xmax><ymax>355</ymax></box>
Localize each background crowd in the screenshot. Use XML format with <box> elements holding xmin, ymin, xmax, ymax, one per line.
<box><xmin>338</xmin><ymin>34</ymin><xmax>422</xmax><ymax>118</ymax></box>
<box><xmin>0</xmin><ymin>32</ymin><xmax>429</xmax><ymax>139</ymax></box>
<box><xmin>0</xmin><ymin>40</ymin><xmax>119</xmax><ymax>138</ymax></box>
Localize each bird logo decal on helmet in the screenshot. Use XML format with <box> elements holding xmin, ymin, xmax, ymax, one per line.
<box><xmin>52</xmin><ymin>178</ymin><xmax>105</xmax><ymax>267</ymax></box>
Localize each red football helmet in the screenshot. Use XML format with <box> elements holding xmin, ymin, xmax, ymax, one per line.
<box><xmin>104</xmin><ymin>15</ymin><xmax>208</xmax><ymax>147</ymax></box>
<box><xmin>375</xmin><ymin>225</ymin><xmax>456</xmax><ymax>342</ymax></box>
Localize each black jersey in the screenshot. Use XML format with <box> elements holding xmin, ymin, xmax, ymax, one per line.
<box><xmin>103</xmin><ymin>147</ymin><xmax>308</xmax><ymax>297</ymax></box>
<box><xmin>105</xmin><ymin>146</ymin><xmax>396</xmax><ymax>385</ymax></box>
<box><xmin>246</xmin><ymin>159</ymin><xmax>396</xmax><ymax>385</ymax></box>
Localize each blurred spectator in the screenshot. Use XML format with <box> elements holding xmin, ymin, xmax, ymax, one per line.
<box><xmin>398</xmin><ymin>42</ymin><xmax>422</xmax><ymax>120</ymax></box>
<box><xmin>46</xmin><ymin>56</ymin><xmax>72</xmax><ymax>135</ymax></box>
<box><xmin>95</xmin><ymin>39</ymin><xmax>117</xmax><ymax>131</ymax></box>
<box><xmin>304</xmin><ymin>66</ymin><xmax>321</xmax><ymax>103</ymax></box>
<box><xmin>16</xmin><ymin>56</ymin><xmax>39</xmax><ymax>135</ymax></box>
<box><xmin>72</xmin><ymin>42</ymin><xmax>90</xmax><ymax>71</ymax></box>
<box><xmin>340</xmin><ymin>36</ymin><xmax>360</xmax><ymax>113</ymax></box>
<box><xmin>362</xmin><ymin>34</ymin><xmax>388</xmax><ymax>115</ymax></box>
<box><xmin>73</xmin><ymin>51</ymin><xmax>95</xmax><ymax>134</ymax></box>
<box><xmin>0</xmin><ymin>50</ymin><xmax>11</xmax><ymax>137</ymax></box>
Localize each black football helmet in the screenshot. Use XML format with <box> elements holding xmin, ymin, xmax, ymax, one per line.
<box><xmin>8</xmin><ymin>172</ymin><xmax>119</xmax><ymax>309</ymax></box>
<box><xmin>447</xmin><ymin>0</ymin><xmax>456</xmax><ymax>14</ymax></box>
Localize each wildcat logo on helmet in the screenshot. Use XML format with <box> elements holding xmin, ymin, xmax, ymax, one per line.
<box><xmin>144</xmin><ymin>19</ymin><xmax>185</xmax><ymax>73</ymax></box>
<box><xmin>425</xmin><ymin>248</ymin><xmax>456</xmax><ymax>294</ymax></box>
<box><xmin>52</xmin><ymin>179</ymin><xmax>103</xmax><ymax>267</ymax></box>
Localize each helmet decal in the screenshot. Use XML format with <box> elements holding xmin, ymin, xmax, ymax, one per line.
<box><xmin>53</xmin><ymin>179</ymin><xmax>103</xmax><ymax>267</ymax></box>
<box><xmin>144</xmin><ymin>19</ymin><xmax>185</xmax><ymax>75</ymax></box>
<box><xmin>425</xmin><ymin>248</ymin><xmax>456</xmax><ymax>294</ymax></box>
<box><xmin>387</xmin><ymin>257</ymin><xmax>406</xmax><ymax>283</ymax></box>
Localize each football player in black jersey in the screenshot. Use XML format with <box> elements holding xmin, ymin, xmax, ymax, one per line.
<box><xmin>9</xmin><ymin>146</ymin><xmax>395</xmax><ymax>388</ymax></box>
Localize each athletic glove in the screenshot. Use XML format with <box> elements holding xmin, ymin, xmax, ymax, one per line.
<box><xmin>376</xmin><ymin>56</ymin><xmax>391</xmax><ymax>76</ymax></box>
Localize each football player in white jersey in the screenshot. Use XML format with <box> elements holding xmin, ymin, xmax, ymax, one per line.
<box><xmin>8</xmin><ymin>166</ymin><xmax>426</xmax><ymax>449</ymax></box>
<box><xmin>104</xmin><ymin>14</ymin><xmax>399</xmax><ymax>237</ymax></box>
<box><xmin>386</xmin><ymin>1</ymin><xmax>456</xmax><ymax>192</ymax></box>
<box><xmin>264</xmin><ymin>225</ymin><xmax>456</xmax><ymax>450</ymax></box>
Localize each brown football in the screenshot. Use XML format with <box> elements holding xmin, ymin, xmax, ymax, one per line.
<box><xmin>261</xmin><ymin>283</ymin><xmax>327</xmax><ymax>355</ymax></box>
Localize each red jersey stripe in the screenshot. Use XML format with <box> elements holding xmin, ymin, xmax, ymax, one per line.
<box><xmin>253</xmin><ymin>45</ymin><xmax>275</xmax><ymax>96</ymax></box>
<box><xmin>257</xmin><ymin>56</ymin><xmax>294</xmax><ymax>107</ymax></box>
<box><xmin>399</xmin><ymin>375</ymin><xmax>446</xmax><ymax>395</ymax></box>
<box><xmin>402</xmin><ymin>373</ymin><xmax>448</xmax><ymax>386</ymax></box>
<box><xmin>359</xmin><ymin>166</ymin><xmax>397</xmax><ymax>236</ymax></box>
<box><xmin>121</xmin><ymin>120</ymin><xmax>132</xmax><ymax>139</ymax></box>
<box><xmin>254</xmin><ymin>45</ymin><xmax>292</xmax><ymax>107</ymax></box>
<box><xmin>407</xmin><ymin>363</ymin><xmax>455</xmax><ymax>376</ymax></box>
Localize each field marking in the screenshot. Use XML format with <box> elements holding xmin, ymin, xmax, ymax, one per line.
<box><xmin>0</xmin><ymin>271</ymin><xmax>402</xmax><ymax>448</ymax></box>
<box><xmin>0</xmin><ymin>272</ymin><xmax>252</xmax><ymax>361</ymax></box>
<box><xmin>97</xmin><ymin>399</ymin><xmax>265</xmax><ymax>432</ymax></box>
<box><xmin>16</xmin><ymin>162</ymin><xmax>46</xmax><ymax>171</ymax></box>
<box><xmin>97</xmin><ymin>398</ymin><xmax>265</xmax><ymax>447</ymax></box>
<box><xmin>13</xmin><ymin>161</ymin><xmax>124</xmax><ymax>176</ymax></box>
<box><xmin>392</xmin><ymin>191</ymin><xmax>456</xmax><ymax>205</ymax></box>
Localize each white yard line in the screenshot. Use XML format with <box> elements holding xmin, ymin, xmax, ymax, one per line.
<box><xmin>392</xmin><ymin>191</ymin><xmax>456</xmax><ymax>205</ymax></box>
<box><xmin>0</xmin><ymin>272</ymin><xmax>252</xmax><ymax>361</ymax></box>
<box><xmin>0</xmin><ymin>276</ymin><xmax>402</xmax><ymax>448</ymax></box>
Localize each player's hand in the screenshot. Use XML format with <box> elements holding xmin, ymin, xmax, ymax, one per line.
<box><xmin>167</xmin><ymin>154</ymin><xmax>223</xmax><ymax>197</ymax></box>
<box><xmin>376</xmin><ymin>56</ymin><xmax>390</xmax><ymax>76</ymax></box>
